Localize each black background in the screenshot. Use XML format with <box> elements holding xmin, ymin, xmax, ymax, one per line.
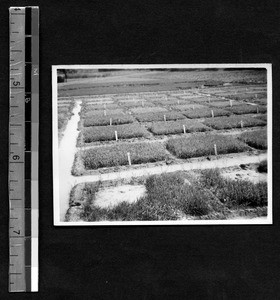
<box><xmin>0</xmin><ymin>1</ymin><xmax>280</xmax><ymax>299</ymax></box>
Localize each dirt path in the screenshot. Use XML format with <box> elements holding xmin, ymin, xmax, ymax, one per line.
<box><xmin>58</xmin><ymin>101</ymin><xmax>82</xmax><ymax>220</ymax></box>
<box><xmin>71</xmin><ymin>152</ymin><xmax>267</xmax><ymax>186</ymax></box>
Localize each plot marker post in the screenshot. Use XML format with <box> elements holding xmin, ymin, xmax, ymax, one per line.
<box><xmin>240</xmin><ymin>120</ymin><xmax>244</xmax><ymax>128</ymax></box>
<box><xmin>163</xmin><ymin>114</ymin><xmax>166</xmax><ymax>122</ymax></box>
<box><xmin>211</xmin><ymin>110</ymin><xmax>214</xmax><ymax>118</ymax></box>
<box><xmin>214</xmin><ymin>144</ymin><xmax>218</xmax><ymax>156</ymax></box>
<box><xmin>104</xmin><ymin>110</ymin><xmax>107</xmax><ymax>116</ymax></box>
<box><xmin>127</xmin><ymin>152</ymin><xmax>131</xmax><ymax>165</ymax></box>
<box><xmin>115</xmin><ymin>131</ymin><xmax>118</xmax><ymax>141</ymax></box>
<box><xmin>109</xmin><ymin>118</ymin><xmax>112</xmax><ymax>126</ymax></box>
<box><xmin>183</xmin><ymin>125</ymin><xmax>186</xmax><ymax>134</ymax></box>
<box><xmin>229</xmin><ymin>100</ymin><xmax>233</xmax><ymax>107</ymax></box>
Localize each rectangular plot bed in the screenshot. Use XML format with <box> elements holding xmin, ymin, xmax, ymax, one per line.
<box><xmin>227</xmin><ymin>92</ymin><xmax>267</xmax><ymax>100</ymax></box>
<box><xmin>135</xmin><ymin>111</ymin><xmax>185</xmax><ymax>122</ymax></box>
<box><xmin>208</xmin><ymin>100</ymin><xmax>240</xmax><ymax>108</ymax></box>
<box><xmin>171</xmin><ymin>104</ymin><xmax>206</xmax><ymax>111</ymax></box>
<box><xmin>182</xmin><ymin>108</ymin><xmax>230</xmax><ymax>119</ymax></box>
<box><xmin>82</xmin><ymin>103</ymin><xmax>120</xmax><ymax>110</ymax></box>
<box><xmin>130</xmin><ymin>107</ymin><xmax>168</xmax><ymax>114</ymax></box>
<box><xmin>238</xmin><ymin>129</ymin><xmax>267</xmax><ymax>149</ymax></box>
<box><xmin>81</xmin><ymin>123</ymin><xmax>149</xmax><ymax>143</ymax></box>
<box><xmin>119</xmin><ymin>101</ymin><xmax>154</xmax><ymax>108</ymax></box>
<box><xmin>83</xmin><ymin>109</ymin><xmax>125</xmax><ymax>117</ymax></box>
<box><xmin>150</xmin><ymin>120</ymin><xmax>211</xmax><ymax>135</ymax></box>
<box><xmin>226</xmin><ymin>104</ymin><xmax>266</xmax><ymax>115</ymax></box>
<box><xmin>166</xmin><ymin>135</ymin><xmax>249</xmax><ymax>159</ymax></box>
<box><xmin>83</xmin><ymin>114</ymin><xmax>134</xmax><ymax>126</ymax></box>
<box><xmin>203</xmin><ymin>115</ymin><xmax>266</xmax><ymax>130</ymax></box>
<box><xmin>80</xmin><ymin>142</ymin><xmax>167</xmax><ymax>170</ymax></box>
<box><xmin>152</xmin><ymin>99</ymin><xmax>190</xmax><ymax>106</ymax></box>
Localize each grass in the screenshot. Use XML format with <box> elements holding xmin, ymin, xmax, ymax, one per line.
<box><xmin>149</xmin><ymin>120</ymin><xmax>211</xmax><ymax>135</ymax></box>
<box><xmin>203</xmin><ymin>115</ymin><xmax>266</xmax><ymax>130</ymax></box>
<box><xmin>208</xmin><ymin>100</ymin><xmax>239</xmax><ymax>108</ymax></box>
<box><xmin>182</xmin><ymin>108</ymin><xmax>231</xmax><ymax>119</ymax></box>
<box><xmin>57</xmin><ymin>101</ymin><xmax>75</xmax><ymax>130</ymax></box>
<box><xmin>81</xmin><ymin>103</ymin><xmax>120</xmax><ymax>110</ymax></box>
<box><xmin>200</xmin><ymin>169</ymin><xmax>267</xmax><ymax>208</ymax></box>
<box><xmin>83</xmin><ymin>114</ymin><xmax>134</xmax><ymax>126</ymax></box>
<box><xmin>78</xmin><ymin>141</ymin><xmax>167</xmax><ymax>170</ymax></box>
<box><xmin>166</xmin><ymin>134</ymin><xmax>249</xmax><ymax>159</ymax></box>
<box><xmin>74</xmin><ymin>173</ymin><xmax>216</xmax><ymax>221</ymax></box>
<box><xmin>227</xmin><ymin>92</ymin><xmax>267</xmax><ymax>100</ymax></box>
<box><xmin>81</xmin><ymin>123</ymin><xmax>149</xmax><ymax>143</ymax></box>
<box><xmin>153</xmin><ymin>99</ymin><xmax>190</xmax><ymax>106</ymax></box>
<box><xmin>130</xmin><ymin>106</ymin><xmax>168</xmax><ymax>114</ymax></box>
<box><xmin>67</xmin><ymin>168</ymin><xmax>268</xmax><ymax>222</ymax></box>
<box><xmin>226</xmin><ymin>104</ymin><xmax>266</xmax><ymax>115</ymax></box>
<box><xmin>172</xmin><ymin>104</ymin><xmax>206</xmax><ymax>111</ymax></box>
<box><xmin>255</xmin><ymin>114</ymin><xmax>267</xmax><ymax>122</ymax></box>
<box><xmin>120</xmin><ymin>101</ymin><xmax>154</xmax><ymax>107</ymax></box>
<box><xmin>238</xmin><ymin>129</ymin><xmax>267</xmax><ymax>149</ymax></box>
<box><xmin>83</xmin><ymin>109</ymin><xmax>125</xmax><ymax>117</ymax></box>
<box><xmin>258</xmin><ymin>160</ymin><xmax>267</xmax><ymax>173</ymax></box>
<box><xmin>135</xmin><ymin>111</ymin><xmax>185</xmax><ymax>122</ymax></box>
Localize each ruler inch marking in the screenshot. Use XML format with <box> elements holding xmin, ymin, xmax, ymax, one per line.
<box><xmin>9</xmin><ymin>6</ymin><xmax>39</xmax><ymax>293</ymax></box>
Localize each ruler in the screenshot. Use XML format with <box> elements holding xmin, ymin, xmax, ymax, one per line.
<box><xmin>9</xmin><ymin>7</ymin><xmax>39</xmax><ymax>292</ymax></box>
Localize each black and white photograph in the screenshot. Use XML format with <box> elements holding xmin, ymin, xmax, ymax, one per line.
<box><xmin>52</xmin><ymin>65</ymin><xmax>272</xmax><ymax>225</ymax></box>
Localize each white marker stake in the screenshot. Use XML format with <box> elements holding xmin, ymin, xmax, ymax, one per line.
<box><xmin>115</xmin><ymin>131</ymin><xmax>118</xmax><ymax>141</ymax></box>
<box><xmin>255</xmin><ymin>94</ymin><xmax>258</xmax><ymax>99</ymax></box>
<box><xmin>164</xmin><ymin>114</ymin><xmax>166</xmax><ymax>122</ymax></box>
<box><xmin>127</xmin><ymin>152</ymin><xmax>131</xmax><ymax>165</ymax></box>
<box><xmin>183</xmin><ymin>124</ymin><xmax>186</xmax><ymax>134</ymax></box>
<box><xmin>240</xmin><ymin>120</ymin><xmax>244</xmax><ymax>128</ymax></box>
<box><xmin>211</xmin><ymin>110</ymin><xmax>214</xmax><ymax>118</ymax></box>
<box><xmin>104</xmin><ymin>110</ymin><xmax>107</xmax><ymax>116</ymax></box>
<box><xmin>109</xmin><ymin>118</ymin><xmax>112</xmax><ymax>126</ymax></box>
<box><xmin>229</xmin><ymin>100</ymin><xmax>233</xmax><ymax>107</ymax></box>
<box><xmin>214</xmin><ymin>144</ymin><xmax>218</xmax><ymax>156</ymax></box>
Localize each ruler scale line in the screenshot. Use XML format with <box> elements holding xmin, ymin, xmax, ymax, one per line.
<box><xmin>9</xmin><ymin>6</ymin><xmax>39</xmax><ymax>293</ymax></box>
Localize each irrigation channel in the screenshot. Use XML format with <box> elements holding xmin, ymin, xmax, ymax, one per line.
<box><xmin>58</xmin><ymin>100</ymin><xmax>267</xmax><ymax>221</ymax></box>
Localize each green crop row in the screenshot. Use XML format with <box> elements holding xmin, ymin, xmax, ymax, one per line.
<box><xmin>182</xmin><ymin>108</ymin><xmax>231</xmax><ymax>119</ymax></box>
<box><xmin>130</xmin><ymin>106</ymin><xmax>168</xmax><ymax>114</ymax></box>
<box><xmin>226</xmin><ymin>104</ymin><xmax>266</xmax><ymax>115</ymax></box>
<box><xmin>79</xmin><ymin>141</ymin><xmax>167</xmax><ymax>170</ymax></box>
<box><xmin>203</xmin><ymin>115</ymin><xmax>266</xmax><ymax>130</ymax></box>
<box><xmin>172</xmin><ymin>104</ymin><xmax>206</xmax><ymax>111</ymax></box>
<box><xmin>83</xmin><ymin>109</ymin><xmax>125</xmax><ymax>118</ymax></box>
<box><xmin>238</xmin><ymin>129</ymin><xmax>267</xmax><ymax>149</ymax></box>
<box><xmin>227</xmin><ymin>92</ymin><xmax>267</xmax><ymax>100</ymax></box>
<box><xmin>166</xmin><ymin>134</ymin><xmax>249</xmax><ymax>159</ymax></box>
<box><xmin>83</xmin><ymin>114</ymin><xmax>135</xmax><ymax>127</ymax></box>
<box><xmin>150</xmin><ymin>120</ymin><xmax>211</xmax><ymax>135</ymax></box>
<box><xmin>135</xmin><ymin>111</ymin><xmax>185</xmax><ymax>122</ymax></box>
<box><xmin>81</xmin><ymin>123</ymin><xmax>149</xmax><ymax>143</ymax></box>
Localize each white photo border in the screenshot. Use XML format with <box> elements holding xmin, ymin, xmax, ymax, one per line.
<box><xmin>52</xmin><ymin>64</ymin><xmax>273</xmax><ymax>226</ymax></box>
